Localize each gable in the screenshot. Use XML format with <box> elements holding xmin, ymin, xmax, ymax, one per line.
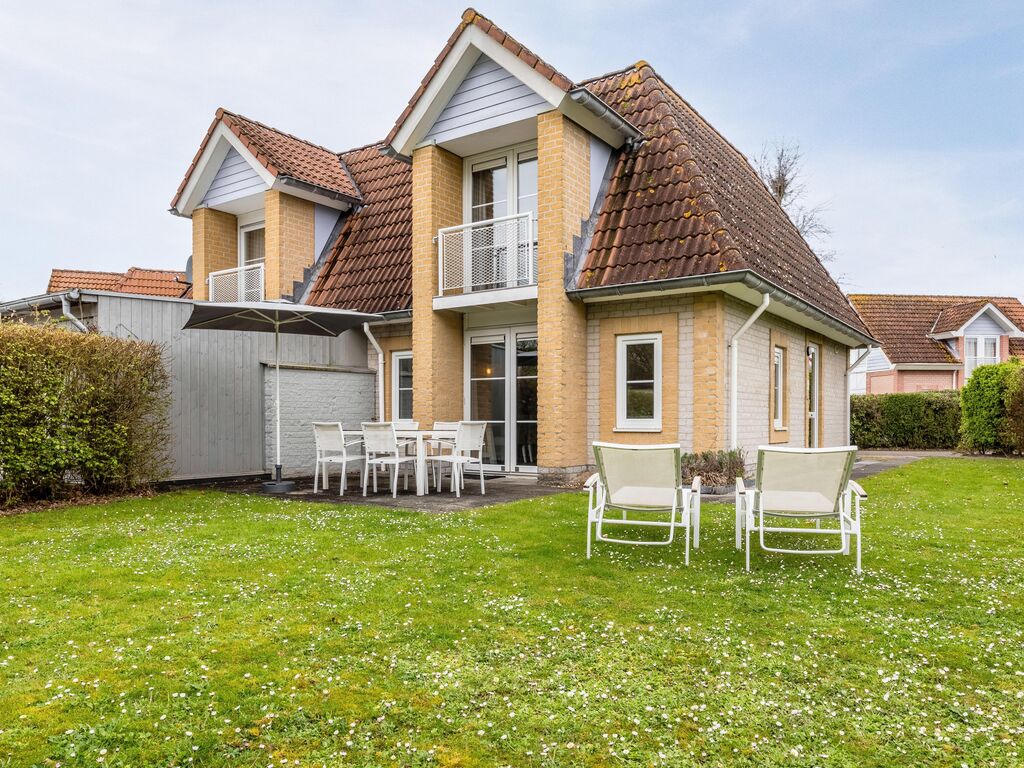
<box><xmin>965</xmin><ymin>309</ymin><xmax>1007</xmax><ymax>336</ymax></box>
<box><xmin>423</xmin><ymin>53</ymin><xmax>548</xmax><ymax>146</ymax></box>
<box><xmin>201</xmin><ymin>147</ymin><xmax>267</xmax><ymax>208</ymax></box>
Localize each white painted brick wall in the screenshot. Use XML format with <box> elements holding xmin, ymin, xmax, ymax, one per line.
<box><xmin>264</xmin><ymin>366</ymin><xmax>375</xmax><ymax>478</ymax></box>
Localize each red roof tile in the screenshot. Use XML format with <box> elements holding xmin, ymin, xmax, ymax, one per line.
<box><xmin>305</xmin><ymin>144</ymin><xmax>412</xmax><ymax>314</ymax></box>
<box><xmin>578</xmin><ymin>64</ymin><xmax>866</xmax><ymax>335</ymax></box>
<box><xmin>171</xmin><ymin>109</ymin><xmax>361</xmax><ymax>210</ymax></box>
<box><xmin>849</xmin><ymin>294</ymin><xmax>1024</xmax><ymax>365</ymax></box>
<box><xmin>385</xmin><ymin>8</ymin><xmax>573</xmax><ymax>147</ymax></box>
<box><xmin>48</xmin><ymin>267</ymin><xmax>191</xmax><ymax>298</ymax></box>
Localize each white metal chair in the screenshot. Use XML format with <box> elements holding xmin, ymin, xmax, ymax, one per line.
<box><xmin>312</xmin><ymin>422</ymin><xmax>365</xmax><ymax>496</ymax></box>
<box><xmin>736</xmin><ymin>446</ymin><xmax>866</xmax><ymax>573</ymax></box>
<box><xmin>427</xmin><ymin>421</ymin><xmax>460</xmax><ymax>486</ymax></box>
<box><xmin>426</xmin><ymin>421</ymin><xmax>487</xmax><ymax>497</ymax></box>
<box><xmin>360</xmin><ymin>422</ymin><xmax>417</xmax><ymax>498</ymax></box>
<box><xmin>585</xmin><ymin>442</ymin><xmax>701</xmax><ymax>564</ymax></box>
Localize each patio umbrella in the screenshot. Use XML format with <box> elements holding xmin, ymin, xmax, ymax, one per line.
<box><xmin>183</xmin><ymin>301</ymin><xmax>381</xmax><ymax>493</ymax></box>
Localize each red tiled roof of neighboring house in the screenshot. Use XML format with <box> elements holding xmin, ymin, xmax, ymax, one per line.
<box><xmin>385</xmin><ymin>7</ymin><xmax>574</xmax><ymax>147</ymax></box>
<box><xmin>47</xmin><ymin>267</ymin><xmax>191</xmax><ymax>298</ymax></box>
<box><xmin>305</xmin><ymin>143</ymin><xmax>412</xmax><ymax>314</ymax></box>
<box><xmin>171</xmin><ymin>108</ymin><xmax>361</xmax><ymax>210</ymax></box>
<box><xmin>848</xmin><ymin>294</ymin><xmax>1024</xmax><ymax>365</ymax></box>
<box><xmin>577</xmin><ymin>64</ymin><xmax>866</xmax><ymax>335</ymax></box>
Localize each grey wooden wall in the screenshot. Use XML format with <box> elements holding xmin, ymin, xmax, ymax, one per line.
<box><xmin>96</xmin><ymin>295</ymin><xmax>371</xmax><ymax>480</ymax></box>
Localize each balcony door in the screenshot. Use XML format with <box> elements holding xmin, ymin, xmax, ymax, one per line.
<box><xmin>465</xmin><ymin>326</ymin><xmax>538</xmax><ymax>473</ymax></box>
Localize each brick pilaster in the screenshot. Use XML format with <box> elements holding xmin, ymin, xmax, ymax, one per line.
<box><xmin>191</xmin><ymin>207</ymin><xmax>237</xmax><ymax>301</ymax></box>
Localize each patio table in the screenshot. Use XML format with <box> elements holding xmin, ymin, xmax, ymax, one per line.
<box><xmin>352</xmin><ymin>428</ymin><xmax>456</xmax><ymax>496</ymax></box>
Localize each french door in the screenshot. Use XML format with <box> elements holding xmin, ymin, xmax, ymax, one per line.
<box><xmin>465</xmin><ymin>326</ymin><xmax>538</xmax><ymax>473</ymax></box>
<box><xmin>806</xmin><ymin>342</ymin><xmax>821</xmax><ymax>448</ymax></box>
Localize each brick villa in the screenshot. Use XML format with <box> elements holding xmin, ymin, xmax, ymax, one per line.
<box><xmin>166</xmin><ymin>8</ymin><xmax>874</xmax><ymax>482</ymax></box>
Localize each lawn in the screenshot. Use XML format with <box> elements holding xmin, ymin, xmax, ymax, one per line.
<box><xmin>1</xmin><ymin>459</ymin><xmax>1022</xmax><ymax>767</ymax></box>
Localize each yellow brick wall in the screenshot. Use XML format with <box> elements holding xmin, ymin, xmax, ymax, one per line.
<box><xmin>410</xmin><ymin>145</ymin><xmax>464</xmax><ymax>427</ymax></box>
<box><xmin>692</xmin><ymin>293</ymin><xmax>726</xmax><ymax>451</ymax></box>
<box><xmin>264</xmin><ymin>189</ymin><xmax>315</xmax><ymax>300</ymax></box>
<box><xmin>536</xmin><ymin>111</ymin><xmax>591</xmax><ymax>477</ymax></box>
<box><xmin>191</xmin><ymin>207</ymin><xmax>238</xmax><ymax>301</ymax></box>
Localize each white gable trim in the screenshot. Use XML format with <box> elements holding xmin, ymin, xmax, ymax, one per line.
<box><xmin>929</xmin><ymin>302</ymin><xmax>1022</xmax><ymax>339</ymax></box>
<box><xmin>390</xmin><ymin>25</ymin><xmax>568</xmax><ymax>158</ymax></box>
<box><xmin>174</xmin><ymin>122</ymin><xmax>277</xmax><ymax>218</ymax></box>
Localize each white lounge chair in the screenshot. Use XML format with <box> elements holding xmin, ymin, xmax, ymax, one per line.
<box><xmin>361</xmin><ymin>422</ymin><xmax>416</xmax><ymax>498</ymax></box>
<box><xmin>585</xmin><ymin>442</ymin><xmax>701</xmax><ymax>563</ymax></box>
<box><xmin>426</xmin><ymin>421</ymin><xmax>487</xmax><ymax>497</ymax></box>
<box><xmin>312</xmin><ymin>422</ymin><xmax>365</xmax><ymax>496</ymax></box>
<box><xmin>736</xmin><ymin>446</ymin><xmax>866</xmax><ymax>572</ymax></box>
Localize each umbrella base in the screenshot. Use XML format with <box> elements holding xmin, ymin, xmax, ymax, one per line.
<box><xmin>262</xmin><ymin>480</ymin><xmax>296</xmax><ymax>494</ymax></box>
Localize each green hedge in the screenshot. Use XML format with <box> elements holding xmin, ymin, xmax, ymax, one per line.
<box><xmin>850</xmin><ymin>391</ymin><xmax>961</xmax><ymax>449</ymax></box>
<box><xmin>0</xmin><ymin>321</ymin><xmax>170</xmax><ymax>507</ymax></box>
<box><xmin>959</xmin><ymin>360</ymin><xmax>1022</xmax><ymax>453</ymax></box>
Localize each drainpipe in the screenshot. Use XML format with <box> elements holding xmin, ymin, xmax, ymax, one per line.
<box><xmin>60</xmin><ymin>289</ymin><xmax>88</xmax><ymax>332</ymax></box>
<box><xmin>729</xmin><ymin>293</ymin><xmax>770</xmax><ymax>450</ymax></box>
<box><xmin>363</xmin><ymin>322</ymin><xmax>385</xmax><ymax>421</ymax></box>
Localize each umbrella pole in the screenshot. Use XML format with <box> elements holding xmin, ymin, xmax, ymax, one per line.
<box><xmin>263</xmin><ymin>322</ymin><xmax>295</xmax><ymax>493</ymax></box>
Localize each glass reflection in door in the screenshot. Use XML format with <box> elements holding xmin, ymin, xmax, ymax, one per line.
<box><xmin>469</xmin><ymin>337</ymin><xmax>506</xmax><ymax>467</ymax></box>
<box><xmin>515</xmin><ymin>334</ymin><xmax>538</xmax><ymax>468</ymax></box>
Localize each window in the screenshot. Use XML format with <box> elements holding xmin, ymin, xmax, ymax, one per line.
<box><xmin>391</xmin><ymin>352</ymin><xmax>413</xmax><ymax>421</ymax></box>
<box><xmin>769</xmin><ymin>329</ymin><xmax>789</xmax><ymax>442</ymax></box>
<box><xmin>240</xmin><ymin>223</ymin><xmax>265</xmax><ymax>266</ymax></box>
<box><xmin>806</xmin><ymin>342</ymin><xmax>821</xmax><ymax>448</ymax></box>
<box><xmin>465</xmin><ymin>143</ymin><xmax>538</xmax><ymax>224</ymax></box>
<box><xmin>965</xmin><ymin>335</ymin><xmax>999</xmax><ymax>377</ymax></box>
<box><xmin>616</xmin><ymin>333</ymin><xmax>662</xmax><ymax>431</ymax></box>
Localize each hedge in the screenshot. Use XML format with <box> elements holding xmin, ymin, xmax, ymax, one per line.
<box><xmin>0</xmin><ymin>321</ymin><xmax>171</xmax><ymax>507</ymax></box>
<box><xmin>850</xmin><ymin>391</ymin><xmax>961</xmax><ymax>449</ymax></box>
<box><xmin>959</xmin><ymin>360</ymin><xmax>1023</xmax><ymax>454</ymax></box>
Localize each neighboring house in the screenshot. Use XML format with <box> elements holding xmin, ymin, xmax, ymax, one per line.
<box><xmin>47</xmin><ymin>267</ymin><xmax>192</xmax><ymax>298</ymax></box>
<box><xmin>171</xmin><ymin>8</ymin><xmax>875</xmax><ymax>482</ymax></box>
<box><xmin>848</xmin><ymin>294</ymin><xmax>1024</xmax><ymax>394</ymax></box>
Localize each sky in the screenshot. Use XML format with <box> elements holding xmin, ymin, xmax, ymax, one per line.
<box><xmin>0</xmin><ymin>0</ymin><xmax>1022</xmax><ymax>302</ymax></box>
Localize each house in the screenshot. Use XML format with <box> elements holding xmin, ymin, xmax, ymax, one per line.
<box><xmin>848</xmin><ymin>294</ymin><xmax>1024</xmax><ymax>394</ymax></box>
<box><xmin>169</xmin><ymin>8</ymin><xmax>874</xmax><ymax>483</ymax></box>
<box><xmin>47</xmin><ymin>267</ymin><xmax>192</xmax><ymax>298</ymax></box>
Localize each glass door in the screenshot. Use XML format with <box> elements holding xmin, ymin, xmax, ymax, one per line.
<box><xmin>466</xmin><ymin>326</ymin><xmax>538</xmax><ymax>473</ymax></box>
<box><xmin>807</xmin><ymin>342</ymin><xmax>821</xmax><ymax>448</ymax></box>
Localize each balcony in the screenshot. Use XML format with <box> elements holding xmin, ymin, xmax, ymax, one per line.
<box><xmin>435</xmin><ymin>213</ymin><xmax>537</xmax><ymax>310</ymax></box>
<box><xmin>208</xmin><ymin>263</ymin><xmax>265</xmax><ymax>303</ymax></box>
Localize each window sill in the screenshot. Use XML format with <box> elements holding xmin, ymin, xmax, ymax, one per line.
<box><xmin>613</xmin><ymin>425</ymin><xmax>663</xmax><ymax>433</ymax></box>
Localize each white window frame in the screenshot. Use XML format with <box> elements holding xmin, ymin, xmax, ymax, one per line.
<box><xmin>965</xmin><ymin>335</ymin><xmax>1000</xmax><ymax>378</ymax></box>
<box><xmin>238</xmin><ymin>221</ymin><xmax>266</xmax><ymax>267</ymax></box>
<box><xmin>391</xmin><ymin>351</ymin><xmax>413</xmax><ymax>421</ymax></box>
<box><xmin>773</xmin><ymin>346</ymin><xmax>787</xmax><ymax>431</ymax></box>
<box><xmin>462</xmin><ymin>141</ymin><xmax>538</xmax><ymax>225</ymax></box>
<box><xmin>615</xmin><ymin>333</ymin><xmax>662</xmax><ymax>432</ymax></box>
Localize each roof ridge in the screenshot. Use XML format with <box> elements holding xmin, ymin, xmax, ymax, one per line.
<box><xmin>340</xmin><ymin>139</ymin><xmax>388</xmax><ymax>156</ymax></box>
<box><xmin>51</xmin><ymin>268</ymin><xmax>124</xmax><ymax>276</ymax></box>
<box><xmin>218</xmin><ymin>108</ymin><xmax>341</xmax><ymax>157</ymax></box>
<box><xmin>850</xmin><ymin>293</ymin><xmax>1022</xmax><ymax>301</ymax></box>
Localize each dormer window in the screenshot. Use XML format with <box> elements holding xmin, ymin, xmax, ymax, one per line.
<box><xmin>965</xmin><ymin>335</ymin><xmax>999</xmax><ymax>377</ymax></box>
<box><xmin>240</xmin><ymin>222</ymin><xmax>266</xmax><ymax>266</ymax></box>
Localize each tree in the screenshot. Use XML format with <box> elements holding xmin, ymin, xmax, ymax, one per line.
<box><xmin>754</xmin><ymin>140</ymin><xmax>835</xmax><ymax>263</ymax></box>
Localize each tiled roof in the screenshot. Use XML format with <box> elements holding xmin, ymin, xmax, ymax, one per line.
<box><xmin>385</xmin><ymin>7</ymin><xmax>573</xmax><ymax>147</ymax></box>
<box><xmin>849</xmin><ymin>294</ymin><xmax>1024</xmax><ymax>365</ymax></box>
<box><xmin>931</xmin><ymin>300</ymin><xmax>991</xmax><ymax>334</ymax></box>
<box><xmin>305</xmin><ymin>143</ymin><xmax>412</xmax><ymax>314</ymax></box>
<box><xmin>48</xmin><ymin>267</ymin><xmax>191</xmax><ymax>298</ymax></box>
<box><xmin>171</xmin><ymin>108</ymin><xmax>361</xmax><ymax>210</ymax></box>
<box><xmin>577</xmin><ymin>64</ymin><xmax>867</xmax><ymax>335</ymax></box>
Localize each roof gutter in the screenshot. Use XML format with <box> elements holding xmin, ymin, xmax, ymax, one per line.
<box><xmin>275</xmin><ymin>176</ymin><xmax>362</xmax><ymax>208</ymax></box>
<box><xmin>568</xmin><ymin>88</ymin><xmax>643</xmax><ymax>148</ymax></box>
<box><xmin>568</xmin><ymin>269</ymin><xmax>878</xmax><ymax>348</ymax></box>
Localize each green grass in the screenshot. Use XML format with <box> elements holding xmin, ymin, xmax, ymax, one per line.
<box><xmin>1</xmin><ymin>458</ymin><xmax>1022</xmax><ymax>767</ymax></box>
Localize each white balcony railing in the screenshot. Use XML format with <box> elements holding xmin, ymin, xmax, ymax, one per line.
<box><xmin>437</xmin><ymin>212</ymin><xmax>536</xmax><ymax>295</ymax></box>
<box><xmin>208</xmin><ymin>263</ymin><xmax>265</xmax><ymax>303</ymax></box>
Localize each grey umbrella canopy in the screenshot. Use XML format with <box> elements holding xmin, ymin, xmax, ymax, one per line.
<box><xmin>183</xmin><ymin>301</ymin><xmax>381</xmax><ymax>492</ymax></box>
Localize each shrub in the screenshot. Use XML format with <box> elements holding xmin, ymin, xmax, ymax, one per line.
<box><xmin>850</xmin><ymin>391</ymin><xmax>961</xmax><ymax>449</ymax></box>
<box><xmin>1000</xmin><ymin>365</ymin><xmax>1024</xmax><ymax>452</ymax></box>
<box><xmin>959</xmin><ymin>360</ymin><xmax>1021</xmax><ymax>453</ymax></box>
<box><xmin>0</xmin><ymin>320</ymin><xmax>170</xmax><ymax>507</ymax></box>
<box><xmin>680</xmin><ymin>449</ymin><xmax>747</xmax><ymax>487</ymax></box>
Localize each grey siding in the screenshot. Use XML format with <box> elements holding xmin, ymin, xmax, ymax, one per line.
<box><xmin>95</xmin><ymin>294</ymin><xmax>369</xmax><ymax>480</ymax></box>
<box><xmin>964</xmin><ymin>311</ymin><xmax>1004</xmax><ymax>336</ymax></box>
<box><xmin>201</xmin><ymin>147</ymin><xmax>266</xmax><ymax>207</ymax></box>
<box><xmin>424</xmin><ymin>54</ymin><xmax>548</xmax><ymax>145</ymax></box>
<box><xmin>314</xmin><ymin>204</ymin><xmax>341</xmax><ymax>257</ymax></box>
<box><xmin>264</xmin><ymin>367</ymin><xmax>375</xmax><ymax>479</ymax></box>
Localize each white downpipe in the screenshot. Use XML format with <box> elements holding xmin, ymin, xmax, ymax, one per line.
<box><xmin>847</xmin><ymin>345</ymin><xmax>875</xmax><ymax>444</ymax></box>
<box><xmin>729</xmin><ymin>293</ymin><xmax>770</xmax><ymax>450</ymax></box>
<box><xmin>60</xmin><ymin>292</ymin><xmax>88</xmax><ymax>332</ymax></box>
<box><xmin>363</xmin><ymin>322</ymin><xmax>385</xmax><ymax>421</ymax></box>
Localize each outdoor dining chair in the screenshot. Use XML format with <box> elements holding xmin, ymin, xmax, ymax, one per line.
<box><xmin>426</xmin><ymin>421</ymin><xmax>487</xmax><ymax>497</ymax></box>
<box><xmin>311</xmin><ymin>422</ymin><xmax>365</xmax><ymax>496</ymax></box>
<box><xmin>585</xmin><ymin>442</ymin><xmax>702</xmax><ymax>564</ymax></box>
<box><xmin>736</xmin><ymin>446</ymin><xmax>866</xmax><ymax>572</ymax></box>
<box><xmin>360</xmin><ymin>422</ymin><xmax>417</xmax><ymax>498</ymax></box>
<box><xmin>427</xmin><ymin>421</ymin><xmax>460</xmax><ymax>486</ymax></box>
